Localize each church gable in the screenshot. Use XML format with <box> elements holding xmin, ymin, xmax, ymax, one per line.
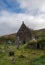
<box><xmin>16</xmin><ymin>22</ymin><xmax>35</xmax><ymax>43</ymax></box>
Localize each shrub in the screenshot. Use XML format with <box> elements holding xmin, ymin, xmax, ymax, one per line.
<box><xmin>37</xmin><ymin>39</ymin><xmax>45</xmax><ymax>45</ymax></box>
<box><xmin>28</xmin><ymin>40</ymin><xmax>37</xmax><ymax>45</ymax></box>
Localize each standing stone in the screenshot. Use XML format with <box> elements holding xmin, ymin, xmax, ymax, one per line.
<box><xmin>15</xmin><ymin>36</ymin><xmax>21</xmax><ymax>49</ymax></box>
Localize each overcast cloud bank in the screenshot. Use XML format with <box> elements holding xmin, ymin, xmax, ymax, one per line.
<box><xmin>0</xmin><ymin>0</ymin><xmax>45</xmax><ymax>36</ymax></box>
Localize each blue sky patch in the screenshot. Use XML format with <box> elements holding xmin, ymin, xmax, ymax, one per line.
<box><xmin>0</xmin><ymin>0</ymin><xmax>26</xmax><ymax>13</ymax></box>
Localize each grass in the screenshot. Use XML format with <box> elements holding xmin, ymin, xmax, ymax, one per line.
<box><xmin>0</xmin><ymin>44</ymin><xmax>45</xmax><ymax>65</ymax></box>
<box><xmin>32</xmin><ymin>56</ymin><xmax>45</xmax><ymax>65</ymax></box>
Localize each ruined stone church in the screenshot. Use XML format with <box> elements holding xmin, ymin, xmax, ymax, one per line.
<box><xmin>16</xmin><ymin>22</ymin><xmax>35</xmax><ymax>44</ymax></box>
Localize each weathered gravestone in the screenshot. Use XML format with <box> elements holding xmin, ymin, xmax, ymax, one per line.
<box><xmin>9</xmin><ymin>51</ymin><xmax>14</xmax><ymax>56</ymax></box>
<box><xmin>15</xmin><ymin>36</ymin><xmax>21</xmax><ymax>49</ymax></box>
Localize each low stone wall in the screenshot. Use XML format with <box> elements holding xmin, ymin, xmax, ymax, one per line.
<box><xmin>27</xmin><ymin>43</ymin><xmax>37</xmax><ymax>49</ymax></box>
<box><xmin>26</xmin><ymin>40</ymin><xmax>45</xmax><ymax>49</ymax></box>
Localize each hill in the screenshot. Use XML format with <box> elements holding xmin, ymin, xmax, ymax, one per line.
<box><xmin>34</xmin><ymin>29</ymin><xmax>45</xmax><ymax>39</ymax></box>
<box><xmin>0</xmin><ymin>33</ymin><xmax>16</xmax><ymax>44</ymax></box>
<box><xmin>3</xmin><ymin>33</ymin><xmax>16</xmax><ymax>39</ymax></box>
<box><xmin>2</xmin><ymin>29</ymin><xmax>45</xmax><ymax>39</ymax></box>
<box><xmin>0</xmin><ymin>29</ymin><xmax>45</xmax><ymax>44</ymax></box>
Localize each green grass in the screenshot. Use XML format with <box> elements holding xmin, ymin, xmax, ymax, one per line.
<box><xmin>0</xmin><ymin>44</ymin><xmax>45</xmax><ymax>65</ymax></box>
<box><xmin>32</xmin><ymin>56</ymin><xmax>45</xmax><ymax>65</ymax></box>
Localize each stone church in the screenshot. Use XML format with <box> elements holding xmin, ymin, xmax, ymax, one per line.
<box><xmin>15</xmin><ymin>22</ymin><xmax>45</xmax><ymax>49</ymax></box>
<box><xmin>16</xmin><ymin>22</ymin><xmax>35</xmax><ymax>44</ymax></box>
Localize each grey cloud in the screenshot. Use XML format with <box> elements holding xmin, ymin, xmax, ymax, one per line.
<box><xmin>0</xmin><ymin>9</ymin><xmax>45</xmax><ymax>36</ymax></box>
<box><xmin>17</xmin><ymin>0</ymin><xmax>45</xmax><ymax>15</ymax></box>
<box><xmin>0</xmin><ymin>22</ymin><xmax>19</xmax><ymax>36</ymax></box>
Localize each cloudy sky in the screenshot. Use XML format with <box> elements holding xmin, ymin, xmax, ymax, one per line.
<box><xmin>0</xmin><ymin>0</ymin><xmax>45</xmax><ymax>36</ymax></box>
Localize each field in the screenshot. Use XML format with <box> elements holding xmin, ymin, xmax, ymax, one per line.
<box><xmin>0</xmin><ymin>44</ymin><xmax>45</xmax><ymax>65</ymax></box>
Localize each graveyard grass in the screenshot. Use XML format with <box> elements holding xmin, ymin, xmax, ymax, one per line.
<box><xmin>0</xmin><ymin>44</ymin><xmax>45</xmax><ymax>65</ymax></box>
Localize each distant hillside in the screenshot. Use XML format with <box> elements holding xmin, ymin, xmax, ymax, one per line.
<box><xmin>0</xmin><ymin>33</ymin><xmax>16</xmax><ymax>43</ymax></box>
<box><xmin>3</xmin><ymin>33</ymin><xmax>16</xmax><ymax>39</ymax></box>
<box><xmin>2</xmin><ymin>29</ymin><xmax>45</xmax><ymax>38</ymax></box>
<box><xmin>0</xmin><ymin>29</ymin><xmax>45</xmax><ymax>44</ymax></box>
<box><xmin>0</xmin><ymin>29</ymin><xmax>45</xmax><ymax>39</ymax></box>
<box><xmin>34</xmin><ymin>29</ymin><xmax>45</xmax><ymax>39</ymax></box>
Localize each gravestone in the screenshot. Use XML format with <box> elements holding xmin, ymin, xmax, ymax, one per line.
<box><xmin>9</xmin><ymin>52</ymin><xmax>14</xmax><ymax>56</ymax></box>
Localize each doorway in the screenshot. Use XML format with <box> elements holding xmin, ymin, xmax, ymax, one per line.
<box><xmin>37</xmin><ymin>43</ymin><xmax>40</xmax><ymax>49</ymax></box>
<box><xmin>23</xmin><ymin>40</ymin><xmax>26</xmax><ymax>44</ymax></box>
